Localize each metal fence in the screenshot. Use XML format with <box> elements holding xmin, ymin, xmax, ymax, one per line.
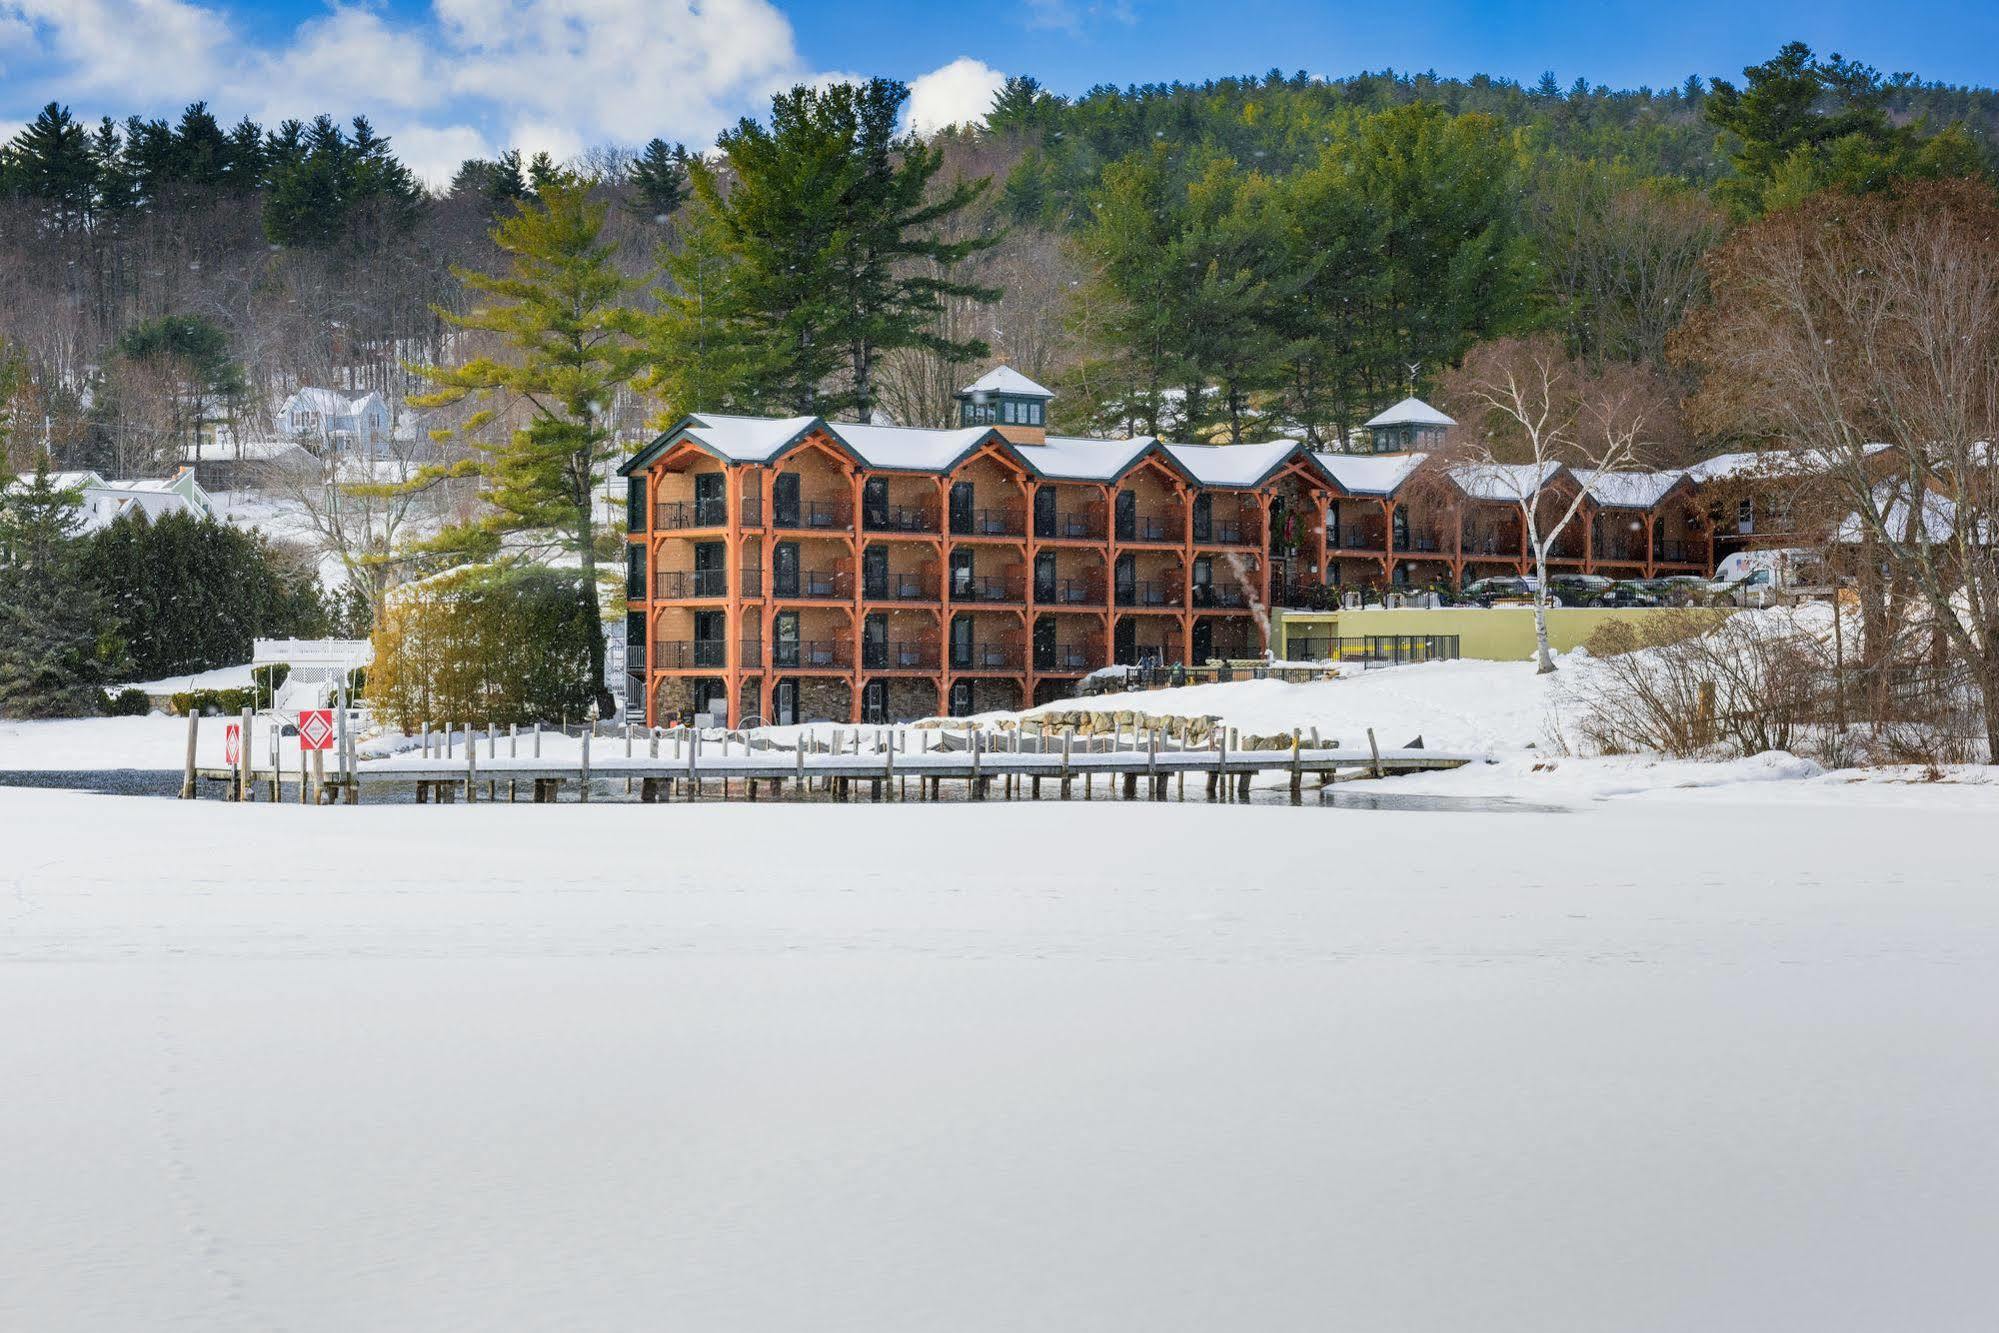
<box><xmin>1282</xmin><ymin>634</ymin><xmax>1461</xmax><ymax>668</ymax></box>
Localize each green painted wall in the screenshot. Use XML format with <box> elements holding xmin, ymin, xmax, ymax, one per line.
<box><xmin>1275</xmin><ymin>606</ymin><xmax>1712</xmax><ymax>662</ymax></box>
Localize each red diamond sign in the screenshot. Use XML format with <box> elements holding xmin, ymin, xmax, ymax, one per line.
<box><xmin>297</xmin><ymin>709</ymin><xmax>335</xmax><ymax>751</ymax></box>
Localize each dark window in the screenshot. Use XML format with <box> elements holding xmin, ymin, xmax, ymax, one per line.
<box><xmin>1033</xmin><ymin>486</ymin><xmax>1056</xmax><ymax>538</ymax></box>
<box><xmin>1032</xmin><ymin>615</ymin><xmax>1056</xmax><ymax>670</ymax></box>
<box><xmin>773</xmin><ymin>679</ymin><xmax>798</xmax><ymax>727</ymax></box>
<box><xmin>1192</xmin><ymin>618</ymin><xmax>1212</xmax><ymax>662</ymax></box>
<box><xmin>950</xmin><ymin>614</ymin><xmax>975</xmax><ymax>669</ymax></box>
<box><xmin>1114</xmin><ymin>490</ymin><xmax>1135</xmax><ymax>541</ymax></box>
<box><xmin>862</xmin><ymin>613</ymin><xmax>887</xmax><ymax>669</ymax></box>
<box><xmin>773</xmin><ymin>542</ymin><xmax>799</xmax><ymax>597</ymax></box>
<box><xmin>1192</xmin><ymin>492</ymin><xmax>1213</xmax><ymax>543</ymax></box>
<box><xmin>1114</xmin><ymin>553</ymin><xmax>1135</xmax><ymax>601</ymax></box>
<box><xmin>950</xmin><ymin>549</ymin><xmax>975</xmax><ymax>598</ymax></box>
<box><xmin>862</xmin><ymin>680</ymin><xmax>887</xmax><ymax>724</ymax></box>
<box><xmin>862</xmin><ymin>545</ymin><xmax>888</xmax><ymax>598</ymax></box>
<box><xmin>1034</xmin><ymin>551</ymin><xmax>1057</xmax><ymax>601</ymax></box>
<box><xmin>693</xmin><ymin>472</ymin><xmax>726</xmax><ymax>526</ymax></box>
<box><xmin>626</xmin><ymin>612</ymin><xmax>646</xmax><ymax>671</ymax></box>
<box><xmin>863</xmin><ymin>477</ymin><xmax>889</xmax><ymax>528</ymax></box>
<box><xmin>626</xmin><ymin>477</ymin><xmax>646</xmax><ymax>532</ymax></box>
<box><xmin>949</xmin><ymin>679</ymin><xmax>973</xmax><ymax>716</ymax></box>
<box><xmin>949</xmin><ymin>482</ymin><xmax>975</xmax><ymax>534</ymax></box>
<box><xmin>1113</xmin><ymin>618</ymin><xmax>1136</xmax><ymax>666</ymax></box>
<box><xmin>773</xmin><ymin>472</ymin><xmax>800</xmax><ymax>527</ymax></box>
<box><xmin>625</xmin><ymin>544</ymin><xmax>645</xmax><ymax>598</ymax></box>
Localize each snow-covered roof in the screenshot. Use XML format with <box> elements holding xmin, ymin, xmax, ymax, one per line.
<box><xmin>834</xmin><ymin>422</ymin><xmax>993</xmax><ymax>471</ymax></box>
<box><xmin>1833</xmin><ymin>484</ymin><xmax>1990</xmax><ymax>545</ymax></box>
<box><xmin>1573</xmin><ymin>468</ymin><xmax>1686</xmax><ymax>509</ymax></box>
<box><xmin>1012</xmin><ymin>435</ymin><xmax>1157</xmax><ymax>481</ymax></box>
<box><xmin>1364</xmin><ymin>397</ymin><xmax>1455</xmax><ymax>429</ymax></box>
<box><xmin>1449</xmin><ymin>461</ymin><xmax>1567</xmax><ymax>502</ymax></box>
<box><xmin>285</xmin><ymin>387</ymin><xmax>365</xmax><ymax>416</ymax></box>
<box><xmin>959</xmin><ymin>366</ymin><xmax>1054</xmax><ymax>400</ymax></box>
<box><xmin>1162</xmin><ymin>440</ymin><xmax>1302</xmax><ymax>489</ymax></box>
<box><xmin>674</xmin><ymin>413</ymin><xmax>821</xmax><ymax>464</ymax></box>
<box><xmin>11</xmin><ymin>469</ymin><xmax>105</xmax><ymax>492</ymax></box>
<box><xmin>1684</xmin><ymin>443</ymin><xmax>1892</xmax><ymax>484</ymax></box>
<box><xmin>1312</xmin><ymin>451</ymin><xmax>1428</xmax><ymax>496</ymax></box>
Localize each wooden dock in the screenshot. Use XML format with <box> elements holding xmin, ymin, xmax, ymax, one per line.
<box><xmin>188</xmin><ymin>717</ymin><xmax>1471</xmax><ymax>807</ymax></box>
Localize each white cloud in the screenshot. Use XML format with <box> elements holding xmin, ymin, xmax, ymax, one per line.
<box><xmin>906</xmin><ymin>57</ymin><xmax>1005</xmax><ymax>136</ymax></box>
<box><xmin>0</xmin><ymin>0</ymin><xmax>814</xmax><ymax>172</ymax></box>
<box><xmin>383</xmin><ymin>123</ymin><xmax>493</xmax><ymax>188</ymax></box>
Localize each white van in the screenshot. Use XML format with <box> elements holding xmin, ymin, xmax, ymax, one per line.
<box><xmin>1709</xmin><ymin>548</ymin><xmax>1830</xmax><ymax>606</ymax></box>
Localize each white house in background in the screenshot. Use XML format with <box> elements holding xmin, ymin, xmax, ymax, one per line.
<box><xmin>9</xmin><ymin>466</ymin><xmax>217</xmax><ymax>533</ymax></box>
<box><xmin>278</xmin><ymin>388</ymin><xmax>393</xmax><ymax>453</ymax></box>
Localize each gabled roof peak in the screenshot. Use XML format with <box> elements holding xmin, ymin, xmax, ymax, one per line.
<box><xmin>959</xmin><ymin>365</ymin><xmax>1054</xmax><ymax>400</ymax></box>
<box><xmin>1365</xmin><ymin>396</ymin><xmax>1455</xmax><ymax>429</ymax></box>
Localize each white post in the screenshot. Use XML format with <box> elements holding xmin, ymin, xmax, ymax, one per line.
<box><xmin>465</xmin><ymin>724</ymin><xmax>477</xmax><ymax>802</ymax></box>
<box><xmin>580</xmin><ymin>728</ymin><xmax>592</xmax><ymax>802</ymax></box>
<box><xmin>510</xmin><ymin>722</ymin><xmax>519</xmax><ymax>758</ymax></box>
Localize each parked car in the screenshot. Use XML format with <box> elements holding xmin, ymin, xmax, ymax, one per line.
<box><xmin>1461</xmin><ymin>576</ymin><xmax>1537</xmax><ymax>606</ymax></box>
<box><xmin>1545</xmin><ymin>574</ymin><xmax>1614</xmax><ymax>606</ymax></box>
<box><xmin>1597</xmin><ymin>579</ymin><xmax>1663</xmax><ymax>607</ymax></box>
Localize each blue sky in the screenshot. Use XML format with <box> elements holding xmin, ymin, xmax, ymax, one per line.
<box><xmin>1</xmin><ymin>0</ymin><xmax>1993</xmax><ymax>184</ymax></box>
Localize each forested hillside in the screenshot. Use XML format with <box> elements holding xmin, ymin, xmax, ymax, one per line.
<box><xmin>0</xmin><ymin>41</ymin><xmax>1992</xmax><ymax>480</ymax></box>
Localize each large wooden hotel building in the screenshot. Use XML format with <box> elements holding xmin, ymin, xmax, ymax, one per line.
<box><xmin>620</xmin><ymin>368</ymin><xmax>1714</xmax><ymax>726</ymax></box>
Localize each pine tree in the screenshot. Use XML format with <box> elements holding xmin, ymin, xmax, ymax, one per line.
<box><xmin>647</xmin><ymin>78</ymin><xmax>998</xmax><ymax>422</ymax></box>
<box><xmin>627</xmin><ymin>139</ymin><xmax>689</xmax><ymax>222</ymax></box>
<box><xmin>4</xmin><ymin>104</ymin><xmax>99</xmax><ymax>229</ymax></box>
<box><xmin>0</xmin><ymin>462</ymin><xmax>119</xmax><ymax>718</ymax></box>
<box><xmin>394</xmin><ymin>176</ymin><xmax>641</xmax><ymax>717</ymax></box>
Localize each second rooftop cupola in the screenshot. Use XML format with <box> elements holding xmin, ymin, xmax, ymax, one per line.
<box><xmin>956</xmin><ymin>365</ymin><xmax>1053</xmax><ymax>445</ymax></box>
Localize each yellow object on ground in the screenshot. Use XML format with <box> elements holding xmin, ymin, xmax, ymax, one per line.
<box><xmin>1274</xmin><ymin>605</ymin><xmax>1712</xmax><ymax>662</ymax></box>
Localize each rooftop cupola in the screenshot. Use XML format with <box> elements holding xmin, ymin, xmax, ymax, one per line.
<box><xmin>1362</xmin><ymin>397</ymin><xmax>1455</xmax><ymax>455</ymax></box>
<box><xmin>957</xmin><ymin>365</ymin><xmax>1053</xmax><ymax>445</ymax></box>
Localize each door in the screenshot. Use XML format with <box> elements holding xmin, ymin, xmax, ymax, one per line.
<box><xmin>773</xmin><ymin>471</ymin><xmax>801</xmax><ymax>528</ymax></box>
<box><xmin>692</xmin><ymin>541</ymin><xmax>724</xmax><ymax>597</ymax></box>
<box><xmin>1114</xmin><ymin>490</ymin><xmax>1135</xmax><ymax>541</ymax></box>
<box><xmin>1034</xmin><ymin>551</ymin><xmax>1057</xmax><ymax>602</ymax></box>
<box><xmin>862</xmin><ymin>545</ymin><xmax>888</xmax><ymax>599</ymax></box>
<box><xmin>1033</xmin><ymin>486</ymin><xmax>1057</xmax><ymax>539</ymax></box>
<box><xmin>1328</xmin><ymin>500</ymin><xmax>1341</xmax><ymax>547</ymax></box>
<box><xmin>693</xmin><ymin>610</ymin><xmax>725</xmax><ymax>667</ymax></box>
<box><xmin>949</xmin><ymin>680</ymin><xmax>972</xmax><ymax>717</ymax></box>
<box><xmin>1114</xmin><ymin>552</ymin><xmax>1135</xmax><ymax>604</ymax></box>
<box><xmin>1392</xmin><ymin>505</ymin><xmax>1410</xmax><ymax>552</ymax></box>
<box><xmin>1192</xmin><ymin>492</ymin><xmax>1213</xmax><ymax>543</ymax></box>
<box><xmin>862</xmin><ymin>612</ymin><xmax>887</xmax><ymax>669</ymax></box>
<box><xmin>693</xmin><ymin>472</ymin><xmax>726</xmax><ymax>526</ymax></box>
<box><xmin>1113</xmin><ymin>617</ymin><xmax>1136</xmax><ymax>666</ymax></box>
<box><xmin>950</xmin><ymin>614</ymin><xmax>975</xmax><ymax>669</ymax></box>
<box><xmin>862</xmin><ymin>680</ymin><xmax>887</xmax><ymax>724</ymax></box>
<box><xmin>863</xmin><ymin>477</ymin><xmax>889</xmax><ymax>529</ymax></box>
<box><xmin>950</xmin><ymin>549</ymin><xmax>975</xmax><ymax>599</ymax></box>
<box><xmin>692</xmin><ymin>679</ymin><xmax>727</xmax><ymax>722</ymax></box>
<box><xmin>1191</xmin><ymin>555</ymin><xmax>1213</xmax><ymax>607</ymax></box>
<box><xmin>949</xmin><ymin>482</ymin><xmax>975</xmax><ymax>534</ymax></box>
<box><xmin>773</xmin><ymin>679</ymin><xmax>798</xmax><ymax>727</ymax></box>
<box><xmin>772</xmin><ymin>610</ymin><xmax>800</xmax><ymax>668</ymax></box>
<box><xmin>1033</xmin><ymin>615</ymin><xmax>1056</xmax><ymax>670</ymax></box>
<box><xmin>773</xmin><ymin>541</ymin><xmax>800</xmax><ymax>597</ymax></box>
<box><xmin>1191</xmin><ymin>618</ymin><xmax>1213</xmax><ymax>663</ymax></box>
<box><xmin>625</xmin><ymin>544</ymin><xmax>645</xmax><ymax>599</ymax></box>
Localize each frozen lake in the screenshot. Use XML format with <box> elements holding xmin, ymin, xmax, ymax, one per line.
<box><xmin>3</xmin><ymin>787</ymin><xmax>1996</xmax><ymax>1330</ymax></box>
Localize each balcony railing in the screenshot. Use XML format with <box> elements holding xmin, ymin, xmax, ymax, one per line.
<box><xmin>1335</xmin><ymin>524</ymin><xmax>1386</xmax><ymax>551</ymax></box>
<box><xmin>1034</xmin><ymin>644</ymin><xmax>1095</xmax><ymax>672</ymax></box>
<box><xmin>1194</xmin><ymin>519</ymin><xmax>1247</xmax><ymax>546</ymax></box>
<box><xmin>1191</xmin><ymin>582</ymin><xmax>1251</xmax><ymax>609</ymax></box>
<box><xmin>951</xmin><ymin>575</ymin><xmax>1023</xmax><ymax>604</ymax></box>
<box><xmin>1034</xmin><ymin>577</ymin><xmax>1102</xmax><ymax>606</ymax></box>
<box><xmin>951</xmin><ymin>507</ymin><xmax>1023</xmax><ymax>537</ymax></box>
<box><xmin>653</xmin><ymin>496</ymin><xmax>761</xmax><ymax>529</ymax></box>
<box><xmin>773</xmin><ymin>499</ymin><xmax>849</xmax><ymax>531</ymax></box>
<box><xmin>1393</xmin><ymin>534</ymin><xmax>1442</xmax><ymax>554</ymax></box>
<box><xmin>1120</xmin><ymin>514</ymin><xmax>1178</xmax><ymax>543</ymax></box>
<box><xmin>1595</xmin><ymin>539</ymin><xmax>1647</xmax><ymax>563</ymax></box>
<box><xmin>1115</xmin><ymin>579</ymin><xmax>1178</xmax><ymax>608</ymax></box>
<box><xmin>772</xmin><ymin>569</ymin><xmax>848</xmax><ymax>600</ymax></box>
<box><xmin>1655</xmin><ymin>540</ymin><xmax>1696</xmax><ymax>563</ymax></box>
<box><xmin>1036</xmin><ymin>510</ymin><xmax>1106</xmax><ymax>540</ymax></box>
<box><xmin>862</xmin><ymin>573</ymin><xmax>936</xmax><ymax>602</ymax></box>
<box><xmin>864</xmin><ymin>504</ymin><xmax>938</xmax><ymax>534</ymax></box>
<box><xmin>652</xmin><ymin>639</ymin><xmax>763</xmax><ymax>670</ymax></box>
<box><xmin>1460</xmin><ymin>531</ymin><xmax>1518</xmax><ymax>556</ymax></box>
<box><xmin>950</xmin><ymin>641</ymin><xmax>1024</xmax><ymax>671</ymax></box>
<box><xmin>771</xmin><ymin>639</ymin><xmax>852</xmax><ymax>669</ymax></box>
<box><xmin>862</xmin><ymin>640</ymin><xmax>940</xmax><ymax>670</ymax></box>
<box><xmin>653</xmin><ymin>568</ymin><xmax>737</xmax><ymax>599</ymax></box>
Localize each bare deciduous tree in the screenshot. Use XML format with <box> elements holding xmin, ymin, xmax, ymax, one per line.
<box><xmin>1675</xmin><ymin>178</ymin><xmax>1999</xmax><ymax>759</ymax></box>
<box><xmin>1440</xmin><ymin>334</ymin><xmax>1675</xmax><ymax>671</ymax></box>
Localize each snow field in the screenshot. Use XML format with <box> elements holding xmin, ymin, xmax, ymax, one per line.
<box><xmin>3</xmin><ymin>788</ymin><xmax>1999</xmax><ymax>1330</ymax></box>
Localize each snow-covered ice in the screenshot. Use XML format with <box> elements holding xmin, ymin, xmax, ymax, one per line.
<box><xmin>3</xmin><ymin>785</ymin><xmax>1998</xmax><ymax>1330</ymax></box>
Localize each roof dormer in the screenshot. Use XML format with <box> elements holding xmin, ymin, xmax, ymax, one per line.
<box><xmin>957</xmin><ymin>365</ymin><xmax>1053</xmax><ymax>445</ymax></box>
<box><xmin>1362</xmin><ymin>397</ymin><xmax>1454</xmax><ymax>455</ymax></box>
